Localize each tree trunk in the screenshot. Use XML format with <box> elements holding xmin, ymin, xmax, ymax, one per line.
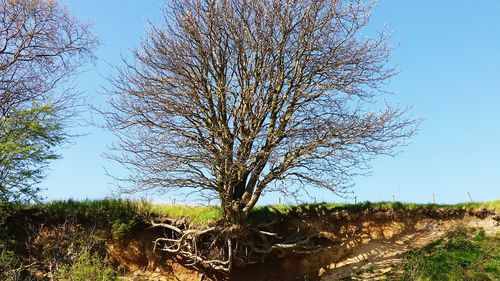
<box><xmin>223</xmin><ymin>204</ymin><xmax>247</xmax><ymax>225</ymax></box>
<box><xmin>221</xmin><ymin>181</ymin><xmax>251</xmax><ymax>224</ymax></box>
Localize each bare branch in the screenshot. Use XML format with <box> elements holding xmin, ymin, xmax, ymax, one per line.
<box><xmin>105</xmin><ymin>0</ymin><xmax>418</xmax><ymax>224</ymax></box>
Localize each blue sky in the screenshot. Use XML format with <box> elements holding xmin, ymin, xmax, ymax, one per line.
<box><xmin>40</xmin><ymin>0</ymin><xmax>500</xmax><ymax>205</ymax></box>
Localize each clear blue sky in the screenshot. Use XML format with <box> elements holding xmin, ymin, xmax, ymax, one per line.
<box><xmin>40</xmin><ymin>0</ymin><xmax>500</xmax><ymax>205</ymax></box>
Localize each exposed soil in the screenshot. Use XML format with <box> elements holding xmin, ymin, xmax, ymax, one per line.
<box><xmin>320</xmin><ymin>214</ymin><xmax>498</xmax><ymax>280</ymax></box>
<box><xmin>6</xmin><ymin>207</ymin><xmax>499</xmax><ymax>280</ymax></box>
<box><xmin>111</xmin><ymin>208</ymin><xmax>499</xmax><ymax>280</ymax></box>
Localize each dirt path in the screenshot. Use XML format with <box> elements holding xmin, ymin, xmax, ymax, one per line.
<box><xmin>320</xmin><ymin>216</ymin><xmax>499</xmax><ymax>280</ymax></box>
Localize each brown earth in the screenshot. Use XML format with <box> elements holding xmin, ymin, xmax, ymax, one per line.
<box><xmin>110</xmin><ymin>208</ymin><xmax>499</xmax><ymax>281</ymax></box>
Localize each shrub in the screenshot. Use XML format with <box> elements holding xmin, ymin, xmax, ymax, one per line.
<box><xmin>54</xmin><ymin>250</ymin><xmax>116</xmax><ymax>281</ymax></box>
<box><xmin>0</xmin><ymin>246</ymin><xmax>38</xmax><ymax>281</ymax></box>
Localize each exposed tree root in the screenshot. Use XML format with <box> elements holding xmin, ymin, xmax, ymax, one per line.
<box><xmin>151</xmin><ymin>220</ymin><xmax>232</xmax><ymax>272</ymax></box>
<box><xmin>150</xmin><ymin>218</ymin><xmax>324</xmax><ymax>275</ymax></box>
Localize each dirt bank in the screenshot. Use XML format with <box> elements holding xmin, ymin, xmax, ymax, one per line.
<box><xmin>107</xmin><ymin>207</ymin><xmax>498</xmax><ymax>280</ymax></box>
<box><xmin>4</xmin><ymin>204</ymin><xmax>498</xmax><ymax>280</ymax></box>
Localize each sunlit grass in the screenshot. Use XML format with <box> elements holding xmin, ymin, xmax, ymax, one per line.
<box><xmin>150</xmin><ymin>204</ymin><xmax>222</xmax><ymax>224</ymax></box>
<box><xmin>450</xmin><ymin>200</ymin><xmax>500</xmax><ymax>212</ymax></box>
<box><xmin>389</xmin><ymin>228</ymin><xmax>500</xmax><ymax>280</ymax></box>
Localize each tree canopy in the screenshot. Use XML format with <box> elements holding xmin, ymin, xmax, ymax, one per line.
<box><xmin>0</xmin><ymin>105</ymin><xmax>63</xmax><ymax>202</ymax></box>
<box><xmin>106</xmin><ymin>0</ymin><xmax>417</xmax><ymax>223</ymax></box>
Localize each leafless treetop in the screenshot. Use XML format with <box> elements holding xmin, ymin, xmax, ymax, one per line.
<box><xmin>0</xmin><ymin>0</ymin><xmax>98</xmax><ymax>117</ymax></box>
<box><xmin>106</xmin><ymin>0</ymin><xmax>417</xmax><ymax>223</ymax></box>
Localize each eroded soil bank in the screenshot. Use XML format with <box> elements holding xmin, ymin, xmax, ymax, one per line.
<box><xmin>107</xmin><ymin>207</ymin><xmax>499</xmax><ymax>280</ymax></box>
<box><xmin>5</xmin><ymin>204</ymin><xmax>499</xmax><ymax>280</ymax></box>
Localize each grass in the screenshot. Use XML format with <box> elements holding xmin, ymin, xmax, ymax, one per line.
<box><xmin>390</xmin><ymin>227</ymin><xmax>500</xmax><ymax>281</ymax></box>
<box><xmin>4</xmin><ymin>199</ymin><xmax>499</xmax><ymax>225</ymax></box>
<box><xmin>251</xmin><ymin>200</ymin><xmax>500</xmax><ymax>220</ymax></box>
<box><xmin>451</xmin><ymin>201</ymin><xmax>500</xmax><ymax>212</ymax></box>
<box><xmin>32</xmin><ymin>198</ymin><xmax>148</xmax><ymax>217</ymax></box>
<box><xmin>150</xmin><ymin>204</ymin><xmax>222</xmax><ymax>224</ymax></box>
<box><xmin>335</xmin><ymin>200</ymin><xmax>500</xmax><ymax>212</ymax></box>
<box><xmin>6</xmin><ymin>198</ymin><xmax>221</xmax><ymax>225</ymax></box>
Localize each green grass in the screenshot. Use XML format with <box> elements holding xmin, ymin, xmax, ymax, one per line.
<box><xmin>251</xmin><ymin>200</ymin><xmax>500</xmax><ymax>219</ymax></box>
<box><xmin>4</xmin><ymin>199</ymin><xmax>498</xmax><ymax>225</ymax></box>
<box><xmin>450</xmin><ymin>201</ymin><xmax>500</xmax><ymax>212</ymax></box>
<box><xmin>32</xmin><ymin>198</ymin><xmax>149</xmax><ymax>217</ymax></box>
<box><xmin>390</xmin><ymin>228</ymin><xmax>500</xmax><ymax>281</ymax></box>
<box><xmin>6</xmin><ymin>198</ymin><xmax>221</xmax><ymax>225</ymax></box>
<box><xmin>333</xmin><ymin>200</ymin><xmax>500</xmax><ymax>212</ymax></box>
<box><xmin>150</xmin><ymin>204</ymin><xmax>222</xmax><ymax>224</ymax></box>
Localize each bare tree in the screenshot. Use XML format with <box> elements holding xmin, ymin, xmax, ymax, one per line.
<box><xmin>106</xmin><ymin>0</ymin><xmax>417</xmax><ymax>224</ymax></box>
<box><xmin>0</xmin><ymin>0</ymin><xmax>98</xmax><ymax>201</ymax></box>
<box><xmin>0</xmin><ymin>0</ymin><xmax>97</xmax><ymax>116</ymax></box>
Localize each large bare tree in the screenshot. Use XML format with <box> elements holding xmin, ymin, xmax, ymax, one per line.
<box><xmin>106</xmin><ymin>0</ymin><xmax>416</xmax><ymax>224</ymax></box>
<box><xmin>0</xmin><ymin>0</ymin><xmax>98</xmax><ymax>201</ymax></box>
<box><xmin>1</xmin><ymin>0</ymin><xmax>97</xmax><ymax>116</ymax></box>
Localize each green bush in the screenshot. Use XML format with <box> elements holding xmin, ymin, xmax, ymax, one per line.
<box><xmin>54</xmin><ymin>250</ymin><xmax>116</xmax><ymax>281</ymax></box>
<box><xmin>111</xmin><ymin>220</ymin><xmax>135</xmax><ymax>240</ymax></box>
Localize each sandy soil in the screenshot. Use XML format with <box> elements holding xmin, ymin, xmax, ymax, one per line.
<box><xmin>320</xmin><ymin>215</ymin><xmax>499</xmax><ymax>280</ymax></box>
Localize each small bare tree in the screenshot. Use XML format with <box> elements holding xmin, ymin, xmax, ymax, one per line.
<box><xmin>0</xmin><ymin>0</ymin><xmax>98</xmax><ymax>201</ymax></box>
<box><xmin>106</xmin><ymin>0</ymin><xmax>416</xmax><ymax>224</ymax></box>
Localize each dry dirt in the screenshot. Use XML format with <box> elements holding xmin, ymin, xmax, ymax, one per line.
<box><xmin>111</xmin><ymin>208</ymin><xmax>499</xmax><ymax>281</ymax></box>
<box><xmin>320</xmin><ymin>215</ymin><xmax>498</xmax><ymax>280</ymax></box>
